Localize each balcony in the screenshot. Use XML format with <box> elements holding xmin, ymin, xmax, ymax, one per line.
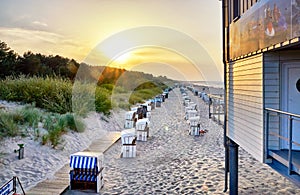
<box><xmin>265</xmin><ymin>108</ymin><xmax>300</xmax><ymax>179</ymax></box>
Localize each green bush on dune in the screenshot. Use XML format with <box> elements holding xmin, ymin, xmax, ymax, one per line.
<box><xmin>41</xmin><ymin>112</ymin><xmax>85</xmax><ymax>148</ymax></box>
<box><xmin>0</xmin><ymin>76</ymin><xmax>113</xmax><ymax>115</ymax></box>
<box><xmin>0</xmin><ymin>107</ymin><xmax>85</xmax><ymax>148</ymax></box>
<box><xmin>95</xmin><ymin>87</ymin><xmax>112</xmax><ymax>115</ymax></box>
<box><xmin>0</xmin><ymin>111</ymin><xmax>20</xmax><ymax>137</ymax></box>
<box><xmin>0</xmin><ymin>76</ymin><xmax>73</xmax><ymax>114</ymax></box>
<box><xmin>129</xmin><ymin>87</ymin><xmax>163</xmax><ymax>105</ymax></box>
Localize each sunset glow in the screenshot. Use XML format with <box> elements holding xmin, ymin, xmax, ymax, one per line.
<box><xmin>0</xmin><ymin>0</ymin><xmax>222</xmax><ymax>81</ymax></box>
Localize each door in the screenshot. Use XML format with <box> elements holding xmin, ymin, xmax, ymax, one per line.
<box><xmin>282</xmin><ymin>64</ymin><xmax>300</xmax><ymax>150</ymax></box>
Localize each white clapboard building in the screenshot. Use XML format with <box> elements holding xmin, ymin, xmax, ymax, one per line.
<box><xmin>222</xmin><ymin>0</ymin><xmax>300</xmax><ymax>193</ymax></box>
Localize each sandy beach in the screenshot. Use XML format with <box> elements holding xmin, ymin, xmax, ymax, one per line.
<box><xmin>100</xmin><ymin>88</ymin><xmax>300</xmax><ymax>194</ymax></box>
<box><xmin>1</xmin><ymin>87</ymin><xmax>300</xmax><ymax>194</ymax></box>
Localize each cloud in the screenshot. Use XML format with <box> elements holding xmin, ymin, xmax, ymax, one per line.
<box><xmin>32</xmin><ymin>21</ymin><xmax>48</xmax><ymax>27</ymax></box>
<box><xmin>0</xmin><ymin>27</ymin><xmax>87</xmax><ymax>60</ymax></box>
<box><xmin>0</xmin><ymin>27</ymin><xmax>62</xmax><ymax>44</ymax></box>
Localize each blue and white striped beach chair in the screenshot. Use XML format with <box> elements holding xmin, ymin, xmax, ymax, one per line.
<box><xmin>69</xmin><ymin>152</ymin><xmax>104</xmax><ymax>193</ymax></box>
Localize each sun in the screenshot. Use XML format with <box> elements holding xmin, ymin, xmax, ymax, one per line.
<box><xmin>98</xmin><ymin>35</ymin><xmax>135</xmax><ymax>65</ymax></box>
<box><xmin>114</xmin><ymin>52</ymin><xmax>132</xmax><ymax>64</ymax></box>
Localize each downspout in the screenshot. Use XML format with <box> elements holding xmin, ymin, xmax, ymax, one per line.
<box><xmin>221</xmin><ymin>0</ymin><xmax>229</xmax><ymax>193</ymax></box>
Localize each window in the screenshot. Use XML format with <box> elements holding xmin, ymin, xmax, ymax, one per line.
<box><xmin>297</xmin><ymin>79</ymin><xmax>300</xmax><ymax>92</ymax></box>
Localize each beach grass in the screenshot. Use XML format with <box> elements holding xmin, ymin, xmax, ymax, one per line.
<box><xmin>129</xmin><ymin>87</ymin><xmax>163</xmax><ymax>104</ymax></box>
<box><xmin>0</xmin><ymin>76</ymin><xmax>113</xmax><ymax>115</ymax></box>
<box><xmin>0</xmin><ymin>111</ymin><xmax>20</xmax><ymax>137</ymax></box>
<box><xmin>40</xmin><ymin>112</ymin><xmax>85</xmax><ymax>148</ymax></box>
<box><xmin>0</xmin><ymin>76</ymin><xmax>167</xmax><ymax>115</ymax></box>
<box><xmin>0</xmin><ymin>105</ymin><xmax>85</xmax><ymax>148</ymax></box>
<box><xmin>0</xmin><ymin>76</ymin><xmax>166</xmax><ymax>146</ymax></box>
<box><xmin>0</xmin><ymin>75</ymin><xmax>73</xmax><ymax>114</ymax></box>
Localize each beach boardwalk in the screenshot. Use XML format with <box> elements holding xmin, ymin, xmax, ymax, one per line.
<box><xmin>26</xmin><ymin>132</ymin><xmax>120</xmax><ymax>195</ymax></box>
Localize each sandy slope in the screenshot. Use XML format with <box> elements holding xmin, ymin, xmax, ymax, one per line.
<box><xmin>0</xmin><ymin>101</ymin><xmax>125</xmax><ymax>192</ymax></box>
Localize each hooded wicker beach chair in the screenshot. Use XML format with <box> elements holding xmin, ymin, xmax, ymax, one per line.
<box><xmin>69</xmin><ymin>152</ymin><xmax>104</xmax><ymax>193</ymax></box>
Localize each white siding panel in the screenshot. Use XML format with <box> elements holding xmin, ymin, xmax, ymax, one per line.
<box><xmin>227</xmin><ymin>54</ymin><xmax>264</xmax><ymax>162</ymax></box>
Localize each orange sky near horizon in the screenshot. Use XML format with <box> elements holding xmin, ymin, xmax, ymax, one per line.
<box><xmin>0</xmin><ymin>0</ymin><xmax>223</xmax><ymax>81</ymax></box>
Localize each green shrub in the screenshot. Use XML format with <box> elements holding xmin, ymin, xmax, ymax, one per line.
<box><xmin>11</xmin><ymin>110</ymin><xmax>25</xmax><ymax>124</ymax></box>
<box><xmin>114</xmin><ymin>86</ymin><xmax>127</xmax><ymax>94</ymax></box>
<box><xmin>43</xmin><ymin>114</ymin><xmax>58</xmax><ymax>131</ymax></box>
<box><xmin>41</xmin><ymin>114</ymin><xmax>64</xmax><ymax>148</ymax></box>
<box><xmin>118</xmin><ymin>102</ymin><xmax>131</xmax><ymax>110</ymax></box>
<box><xmin>48</xmin><ymin>126</ymin><xmax>63</xmax><ymax>148</ymax></box>
<box><xmin>41</xmin><ymin>134</ymin><xmax>48</xmax><ymax>145</ymax></box>
<box><xmin>63</xmin><ymin>113</ymin><xmax>85</xmax><ymax>132</ymax></box>
<box><xmin>0</xmin><ymin>76</ymin><xmax>73</xmax><ymax>114</ymax></box>
<box><xmin>40</xmin><ymin>112</ymin><xmax>85</xmax><ymax>146</ymax></box>
<box><xmin>100</xmin><ymin>84</ymin><xmax>114</xmax><ymax>92</ymax></box>
<box><xmin>0</xmin><ymin>111</ymin><xmax>20</xmax><ymax>138</ymax></box>
<box><xmin>19</xmin><ymin>105</ymin><xmax>41</xmax><ymax>127</ymax></box>
<box><xmin>129</xmin><ymin>87</ymin><xmax>162</xmax><ymax>105</ymax></box>
<box><xmin>71</xmin><ymin>82</ymin><xmax>95</xmax><ymax>116</ymax></box>
<box><xmin>129</xmin><ymin>94</ymin><xmax>144</xmax><ymax>104</ymax></box>
<box><xmin>95</xmin><ymin>87</ymin><xmax>112</xmax><ymax>115</ymax></box>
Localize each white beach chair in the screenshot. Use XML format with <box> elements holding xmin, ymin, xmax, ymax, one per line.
<box><xmin>121</xmin><ymin>128</ymin><xmax>137</xmax><ymax>158</ymax></box>
<box><xmin>124</xmin><ymin>111</ymin><xmax>136</xmax><ymax>129</ymax></box>
<box><xmin>185</xmin><ymin>110</ymin><xmax>197</xmax><ymax>120</ymax></box>
<box><xmin>125</xmin><ymin>111</ymin><xmax>135</xmax><ymax>120</ymax></box>
<box><xmin>136</xmin><ymin>118</ymin><xmax>150</xmax><ymax>141</ymax></box>
<box><xmin>121</xmin><ymin>128</ymin><xmax>136</xmax><ymax>145</ymax></box>
<box><xmin>188</xmin><ymin>116</ymin><xmax>200</xmax><ymax>126</ymax></box>
<box><xmin>131</xmin><ymin>107</ymin><xmax>138</xmax><ymax>112</ymax></box>
<box><xmin>188</xmin><ymin>116</ymin><xmax>201</xmax><ymax>136</ymax></box>
<box><xmin>146</xmin><ymin>112</ymin><xmax>151</xmax><ymax>120</ymax></box>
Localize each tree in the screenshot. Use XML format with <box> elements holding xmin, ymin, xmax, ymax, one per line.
<box><xmin>17</xmin><ymin>51</ymin><xmax>41</xmax><ymax>76</ymax></box>
<box><xmin>0</xmin><ymin>41</ymin><xmax>18</xmax><ymax>78</ymax></box>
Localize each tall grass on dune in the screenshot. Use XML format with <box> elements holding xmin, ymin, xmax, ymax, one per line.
<box><xmin>0</xmin><ymin>76</ymin><xmax>113</xmax><ymax>115</ymax></box>
<box><xmin>0</xmin><ymin>75</ymin><xmax>72</xmax><ymax>114</ymax></box>
<box><xmin>0</xmin><ymin>76</ymin><xmax>168</xmax><ymax>114</ymax></box>
<box><xmin>41</xmin><ymin>112</ymin><xmax>85</xmax><ymax>148</ymax></box>
<box><xmin>129</xmin><ymin>87</ymin><xmax>163</xmax><ymax>105</ymax></box>
<box><xmin>95</xmin><ymin>87</ymin><xmax>112</xmax><ymax>115</ymax></box>
<box><xmin>0</xmin><ymin>111</ymin><xmax>20</xmax><ymax>137</ymax></box>
<box><xmin>71</xmin><ymin>82</ymin><xmax>96</xmax><ymax>117</ymax></box>
<box><xmin>0</xmin><ymin>106</ymin><xmax>85</xmax><ymax>148</ymax></box>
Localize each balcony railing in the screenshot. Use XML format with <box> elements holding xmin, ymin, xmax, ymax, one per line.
<box><xmin>265</xmin><ymin>108</ymin><xmax>300</xmax><ymax>175</ymax></box>
<box><xmin>0</xmin><ymin>176</ymin><xmax>26</xmax><ymax>195</ymax></box>
<box><xmin>208</xmin><ymin>94</ymin><xmax>224</xmax><ymax>126</ymax></box>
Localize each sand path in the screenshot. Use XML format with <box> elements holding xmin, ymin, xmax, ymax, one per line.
<box><xmin>99</xmin><ymin>88</ymin><xmax>300</xmax><ymax>194</ymax></box>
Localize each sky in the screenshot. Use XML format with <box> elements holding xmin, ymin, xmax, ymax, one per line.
<box><xmin>0</xmin><ymin>0</ymin><xmax>223</xmax><ymax>82</ymax></box>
